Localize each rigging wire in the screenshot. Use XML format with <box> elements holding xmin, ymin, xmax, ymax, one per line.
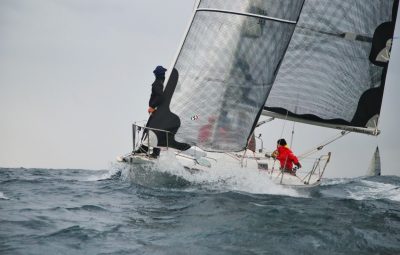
<box><xmin>279</xmin><ymin>110</ymin><xmax>290</xmax><ymax>140</ymax></box>
<box><xmin>289</xmin><ymin>121</ymin><xmax>296</xmax><ymax>149</ymax></box>
<box><xmin>277</xmin><ymin>111</ymin><xmax>290</xmax><ymax>184</ymax></box>
<box><xmin>289</xmin><ymin>98</ymin><xmax>299</xmax><ymax>149</ymax></box>
<box><xmin>298</xmin><ymin>131</ymin><xmax>350</xmax><ymax>159</ymax></box>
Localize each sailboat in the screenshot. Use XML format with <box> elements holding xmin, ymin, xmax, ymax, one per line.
<box><xmin>367</xmin><ymin>146</ymin><xmax>381</xmax><ymax>176</ymax></box>
<box><xmin>118</xmin><ymin>0</ymin><xmax>398</xmax><ymax>187</ymax></box>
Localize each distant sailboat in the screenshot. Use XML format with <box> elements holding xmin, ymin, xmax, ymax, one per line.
<box><xmin>118</xmin><ymin>0</ymin><xmax>398</xmax><ymax>187</ymax></box>
<box><xmin>367</xmin><ymin>147</ymin><xmax>381</xmax><ymax>176</ymax></box>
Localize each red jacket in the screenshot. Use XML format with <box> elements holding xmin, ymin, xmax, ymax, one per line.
<box><xmin>276</xmin><ymin>146</ymin><xmax>299</xmax><ymax>170</ymax></box>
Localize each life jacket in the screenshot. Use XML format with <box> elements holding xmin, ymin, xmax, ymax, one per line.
<box><xmin>276</xmin><ymin>145</ymin><xmax>299</xmax><ymax>170</ymax></box>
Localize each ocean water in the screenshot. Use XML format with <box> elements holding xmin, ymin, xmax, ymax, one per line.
<box><xmin>1</xmin><ymin>160</ymin><xmax>400</xmax><ymax>255</ymax></box>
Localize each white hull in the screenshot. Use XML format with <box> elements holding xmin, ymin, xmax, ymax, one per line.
<box><xmin>117</xmin><ymin>147</ymin><xmax>326</xmax><ymax>188</ymax></box>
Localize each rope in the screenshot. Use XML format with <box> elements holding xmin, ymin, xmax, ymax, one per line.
<box><xmin>298</xmin><ymin>131</ymin><xmax>350</xmax><ymax>159</ymax></box>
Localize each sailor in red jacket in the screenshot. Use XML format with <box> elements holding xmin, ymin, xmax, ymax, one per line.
<box><xmin>272</xmin><ymin>139</ymin><xmax>301</xmax><ymax>175</ymax></box>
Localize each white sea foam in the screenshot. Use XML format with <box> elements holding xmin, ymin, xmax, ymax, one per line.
<box><xmin>151</xmin><ymin>151</ymin><xmax>304</xmax><ymax>197</ymax></box>
<box><xmin>320</xmin><ymin>178</ymin><xmax>357</xmax><ymax>186</ymax></box>
<box><xmin>82</xmin><ymin>163</ymin><xmax>125</xmax><ymax>181</ymax></box>
<box><xmin>347</xmin><ymin>180</ymin><xmax>400</xmax><ymax>202</ymax></box>
<box><xmin>0</xmin><ymin>192</ymin><xmax>9</xmax><ymax>200</ymax></box>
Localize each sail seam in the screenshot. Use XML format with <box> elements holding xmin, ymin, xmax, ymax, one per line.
<box><xmin>196</xmin><ymin>8</ymin><xmax>297</xmax><ymax>24</ymax></box>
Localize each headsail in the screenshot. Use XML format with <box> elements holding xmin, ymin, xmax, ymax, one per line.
<box><xmin>148</xmin><ymin>0</ymin><xmax>304</xmax><ymax>151</ymax></box>
<box><xmin>264</xmin><ymin>0</ymin><xmax>399</xmax><ymax>135</ymax></box>
<box><xmin>147</xmin><ymin>0</ymin><xmax>398</xmax><ymax>152</ymax></box>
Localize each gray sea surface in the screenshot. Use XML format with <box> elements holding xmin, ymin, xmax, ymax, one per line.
<box><xmin>1</xmin><ymin>164</ymin><xmax>400</xmax><ymax>255</ymax></box>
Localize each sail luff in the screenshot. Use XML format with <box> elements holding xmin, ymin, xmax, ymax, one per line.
<box><xmin>166</xmin><ymin>0</ymin><xmax>202</xmax><ymax>84</ymax></box>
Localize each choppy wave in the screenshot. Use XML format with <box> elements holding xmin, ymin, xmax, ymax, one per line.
<box><xmin>109</xmin><ymin>153</ymin><xmax>400</xmax><ymax>202</ymax></box>
<box><xmin>316</xmin><ymin>176</ymin><xmax>400</xmax><ymax>202</ymax></box>
<box><xmin>0</xmin><ymin>191</ymin><xmax>9</xmax><ymax>200</ymax></box>
<box><xmin>346</xmin><ymin>179</ymin><xmax>400</xmax><ymax>202</ymax></box>
<box><xmin>1</xmin><ymin>167</ymin><xmax>400</xmax><ymax>254</ymax></box>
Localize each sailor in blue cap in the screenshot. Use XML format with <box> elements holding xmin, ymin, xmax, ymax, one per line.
<box><xmin>153</xmin><ymin>65</ymin><xmax>167</xmax><ymax>79</ymax></box>
<box><xmin>148</xmin><ymin>65</ymin><xmax>167</xmax><ymax>114</ymax></box>
<box><xmin>135</xmin><ymin>65</ymin><xmax>167</xmax><ymax>157</ymax></box>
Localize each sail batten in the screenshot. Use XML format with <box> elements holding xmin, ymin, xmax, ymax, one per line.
<box><xmin>196</xmin><ymin>8</ymin><xmax>297</xmax><ymax>24</ymax></box>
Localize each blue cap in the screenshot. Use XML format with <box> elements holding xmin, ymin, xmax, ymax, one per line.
<box><xmin>153</xmin><ymin>66</ymin><xmax>167</xmax><ymax>76</ymax></box>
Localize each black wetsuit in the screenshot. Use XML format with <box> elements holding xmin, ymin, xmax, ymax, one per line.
<box><xmin>136</xmin><ymin>78</ymin><xmax>165</xmax><ymax>156</ymax></box>
<box><xmin>149</xmin><ymin>78</ymin><xmax>164</xmax><ymax>109</ymax></box>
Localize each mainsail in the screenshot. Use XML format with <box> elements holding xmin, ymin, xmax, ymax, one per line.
<box><xmin>264</xmin><ymin>0</ymin><xmax>399</xmax><ymax>135</ymax></box>
<box><xmin>147</xmin><ymin>0</ymin><xmax>398</xmax><ymax>152</ymax></box>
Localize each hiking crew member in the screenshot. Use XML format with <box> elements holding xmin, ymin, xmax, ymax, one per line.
<box><xmin>135</xmin><ymin>65</ymin><xmax>166</xmax><ymax>158</ymax></box>
<box><xmin>148</xmin><ymin>65</ymin><xmax>166</xmax><ymax>114</ymax></box>
<box><xmin>272</xmin><ymin>139</ymin><xmax>301</xmax><ymax>175</ymax></box>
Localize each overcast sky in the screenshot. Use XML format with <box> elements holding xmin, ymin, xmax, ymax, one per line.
<box><xmin>0</xmin><ymin>0</ymin><xmax>399</xmax><ymax>178</ymax></box>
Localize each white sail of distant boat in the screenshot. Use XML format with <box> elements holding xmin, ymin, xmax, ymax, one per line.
<box><xmin>118</xmin><ymin>0</ymin><xmax>399</xmax><ymax>187</ymax></box>
<box><xmin>367</xmin><ymin>147</ymin><xmax>381</xmax><ymax>176</ymax></box>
